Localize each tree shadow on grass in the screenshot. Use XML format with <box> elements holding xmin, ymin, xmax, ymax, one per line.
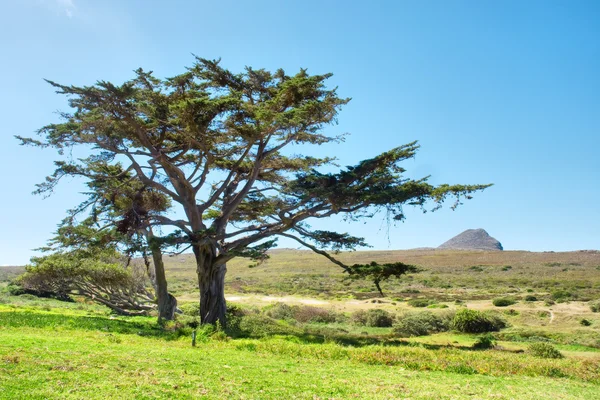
<box><xmin>0</xmin><ymin>309</ymin><xmax>182</xmax><ymax>340</ymax></box>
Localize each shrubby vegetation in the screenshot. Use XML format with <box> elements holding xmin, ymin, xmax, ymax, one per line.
<box><xmin>492</xmin><ymin>297</ymin><xmax>516</xmax><ymax>307</ymax></box>
<box><xmin>472</xmin><ymin>333</ymin><xmax>496</xmax><ymax>349</ymax></box>
<box><xmin>407</xmin><ymin>298</ymin><xmax>434</xmax><ymax>308</ymax></box>
<box><xmin>551</xmin><ymin>289</ymin><xmax>576</xmax><ymax>302</ymax></box>
<box><xmin>528</xmin><ymin>343</ymin><xmax>564</xmax><ymax>359</ymax></box>
<box><xmin>351</xmin><ymin>309</ymin><xmax>394</xmax><ymax>327</ymax></box>
<box><xmin>393</xmin><ymin>311</ymin><xmax>451</xmax><ymax>337</ymax></box>
<box><xmin>451</xmin><ymin>309</ymin><xmax>507</xmax><ymax>333</ymax></box>
<box><xmin>17</xmin><ymin>251</ymin><xmax>155</xmax><ymax>315</ymax></box>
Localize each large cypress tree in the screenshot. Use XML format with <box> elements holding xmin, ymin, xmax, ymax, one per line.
<box><xmin>18</xmin><ymin>58</ymin><xmax>490</xmax><ymax>324</ymax></box>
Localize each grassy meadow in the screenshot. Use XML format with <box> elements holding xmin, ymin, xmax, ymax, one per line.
<box><xmin>1</xmin><ymin>249</ymin><xmax>600</xmax><ymax>399</ymax></box>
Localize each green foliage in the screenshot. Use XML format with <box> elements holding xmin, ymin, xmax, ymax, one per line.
<box><xmin>427</xmin><ymin>303</ymin><xmax>448</xmax><ymax>309</ymax></box>
<box><xmin>551</xmin><ymin>289</ymin><xmax>575</xmax><ymax>302</ymax></box>
<box><xmin>18</xmin><ymin>251</ymin><xmax>154</xmax><ymax>315</ymax></box>
<box><xmin>19</xmin><ymin>57</ymin><xmax>491</xmax><ymax>325</ymax></box>
<box><xmin>6</xmin><ymin>283</ymin><xmax>26</xmax><ymax>296</ymax></box>
<box><xmin>262</xmin><ymin>302</ymin><xmax>343</xmax><ymax>324</ymax></box>
<box><xmin>407</xmin><ymin>298</ymin><xmax>433</xmax><ymax>308</ymax></box>
<box><xmin>524</xmin><ymin>295</ymin><xmax>538</xmax><ymax>302</ymax></box>
<box><xmin>393</xmin><ymin>311</ymin><xmax>451</xmax><ymax>337</ymax></box>
<box><xmin>293</xmin><ymin>306</ymin><xmax>341</xmax><ymax>324</ymax></box>
<box><xmin>580</xmin><ymin>318</ymin><xmax>592</xmax><ymax>326</ymax></box>
<box><xmin>351</xmin><ymin>309</ymin><xmax>394</xmax><ymax>327</ymax></box>
<box><xmin>345</xmin><ymin>261</ymin><xmax>420</xmax><ymax>295</ymax></box>
<box><xmin>237</xmin><ymin>314</ymin><xmax>300</xmax><ymax>338</ymax></box>
<box><xmin>263</xmin><ymin>302</ymin><xmax>297</xmax><ymax>321</ymax></box>
<box><xmin>589</xmin><ymin>300</ymin><xmax>600</xmax><ymax>313</ymax></box>
<box><xmin>179</xmin><ymin>302</ymin><xmax>200</xmax><ymax>316</ymax></box>
<box><xmin>528</xmin><ymin>343</ymin><xmax>564</xmax><ymax>359</ymax></box>
<box><xmin>451</xmin><ymin>309</ymin><xmax>507</xmax><ymax>333</ymax></box>
<box><xmin>472</xmin><ymin>334</ymin><xmax>496</xmax><ymax>349</ymax></box>
<box><xmin>492</xmin><ymin>297</ymin><xmax>516</xmax><ymax>307</ymax></box>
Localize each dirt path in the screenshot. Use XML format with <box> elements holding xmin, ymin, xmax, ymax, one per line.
<box><xmin>226</xmin><ymin>295</ymin><xmax>329</xmax><ymax>305</ymax></box>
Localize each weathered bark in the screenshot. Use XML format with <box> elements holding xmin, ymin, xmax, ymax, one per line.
<box><xmin>194</xmin><ymin>244</ymin><xmax>227</xmax><ymax>326</ymax></box>
<box><xmin>150</xmin><ymin>246</ymin><xmax>177</xmax><ymax>321</ymax></box>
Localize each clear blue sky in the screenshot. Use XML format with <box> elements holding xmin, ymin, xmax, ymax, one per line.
<box><xmin>1</xmin><ymin>0</ymin><xmax>598</xmax><ymax>265</ymax></box>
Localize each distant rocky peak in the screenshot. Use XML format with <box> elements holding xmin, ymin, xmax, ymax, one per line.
<box><xmin>438</xmin><ymin>228</ymin><xmax>503</xmax><ymax>251</ymax></box>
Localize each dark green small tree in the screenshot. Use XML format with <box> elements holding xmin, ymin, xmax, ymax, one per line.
<box><xmin>19</xmin><ymin>57</ymin><xmax>490</xmax><ymax>325</ymax></box>
<box><xmin>19</xmin><ymin>249</ymin><xmax>155</xmax><ymax>315</ymax></box>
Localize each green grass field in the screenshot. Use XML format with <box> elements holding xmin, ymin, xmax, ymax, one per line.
<box><xmin>1</xmin><ymin>249</ymin><xmax>599</xmax><ymax>399</ymax></box>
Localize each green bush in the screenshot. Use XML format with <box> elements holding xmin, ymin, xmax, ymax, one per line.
<box><xmin>237</xmin><ymin>314</ymin><xmax>299</xmax><ymax>338</ymax></box>
<box><xmin>407</xmin><ymin>299</ymin><xmax>432</xmax><ymax>308</ymax></box>
<box><xmin>551</xmin><ymin>290</ymin><xmax>574</xmax><ymax>302</ymax></box>
<box><xmin>261</xmin><ymin>303</ymin><xmax>343</xmax><ymax>324</ymax></box>
<box><xmin>6</xmin><ymin>282</ymin><xmax>25</xmax><ymax>296</ymax></box>
<box><xmin>393</xmin><ymin>311</ymin><xmax>450</xmax><ymax>337</ymax></box>
<box><xmin>580</xmin><ymin>318</ymin><xmax>592</xmax><ymax>326</ymax></box>
<box><xmin>589</xmin><ymin>300</ymin><xmax>600</xmax><ymax>313</ymax></box>
<box><xmin>179</xmin><ymin>302</ymin><xmax>200</xmax><ymax>316</ymax></box>
<box><xmin>263</xmin><ymin>302</ymin><xmax>296</xmax><ymax>320</ymax></box>
<box><xmin>524</xmin><ymin>295</ymin><xmax>538</xmax><ymax>302</ymax></box>
<box><xmin>427</xmin><ymin>304</ymin><xmax>449</xmax><ymax>309</ymax></box>
<box><xmin>294</xmin><ymin>306</ymin><xmax>341</xmax><ymax>323</ymax></box>
<box><xmin>528</xmin><ymin>343</ymin><xmax>563</xmax><ymax>359</ymax></box>
<box><xmin>472</xmin><ymin>333</ymin><xmax>496</xmax><ymax>349</ymax></box>
<box><xmin>351</xmin><ymin>309</ymin><xmax>393</xmax><ymax>327</ymax></box>
<box><xmin>451</xmin><ymin>309</ymin><xmax>507</xmax><ymax>333</ymax></box>
<box><xmin>365</xmin><ymin>309</ymin><xmax>394</xmax><ymax>327</ymax></box>
<box><xmin>492</xmin><ymin>297</ymin><xmax>516</xmax><ymax>307</ymax></box>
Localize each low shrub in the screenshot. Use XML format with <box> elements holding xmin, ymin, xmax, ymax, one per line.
<box><xmin>528</xmin><ymin>343</ymin><xmax>563</xmax><ymax>359</ymax></box>
<box><xmin>393</xmin><ymin>311</ymin><xmax>450</xmax><ymax>337</ymax></box>
<box><xmin>407</xmin><ymin>299</ymin><xmax>432</xmax><ymax>308</ymax></box>
<box><xmin>472</xmin><ymin>333</ymin><xmax>496</xmax><ymax>349</ymax></box>
<box><xmin>589</xmin><ymin>300</ymin><xmax>600</xmax><ymax>313</ymax></box>
<box><xmin>237</xmin><ymin>314</ymin><xmax>299</xmax><ymax>338</ymax></box>
<box><xmin>6</xmin><ymin>282</ymin><xmax>25</xmax><ymax>296</ymax></box>
<box><xmin>451</xmin><ymin>309</ymin><xmax>507</xmax><ymax>333</ymax></box>
<box><xmin>427</xmin><ymin>304</ymin><xmax>449</xmax><ymax>309</ymax></box>
<box><xmin>179</xmin><ymin>302</ymin><xmax>200</xmax><ymax>316</ymax></box>
<box><xmin>492</xmin><ymin>297</ymin><xmax>516</xmax><ymax>307</ymax></box>
<box><xmin>537</xmin><ymin>311</ymin><xmax>551</xmax><ymax>318</ymax></box>
<box><xmin>352</xmin><ymin>309</ymin><xmax>394</xmax><ymax>327</ymax></box>
<box><xmin>261</xmin><ymin>303</ymin><xmax>343</xmax><ymax>324</ymax></box>
<box><xmin>524</xmin><ymin>295</ymin><xmax>538</xmax><ymax>302</ymax></box>
<box><xmin>551</xmin><ymin>290</ymin><xmax>575</xmax><ymax>302</ymax></box>
<box><xmin>294</xmin><ymin>306</ymin><xmax>341</xmax><ymax>323</ymax></box>
<box><xmin>580</xmin><ymin>318</ymin><xmax>592</xmax><ymax>326</ymax></box>
<box><xmin>263</xmin><ymin>302</ymin><xmax>296</xmax><ymax>320</ymax></box>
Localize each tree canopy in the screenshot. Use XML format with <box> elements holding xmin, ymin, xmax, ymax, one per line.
<box><xmin>19</xmin><ymin>57</ymin><xmax>491</xmax><ymax>324</ymax></box>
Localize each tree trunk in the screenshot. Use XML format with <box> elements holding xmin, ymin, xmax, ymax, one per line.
<box><xmin>151</xmin><ymin>247</ymin><xmax>177</xmax><ymax>321</ymax></box>
<box><xmin>194</xmin><ymin>244</ymin><xmax>227</xmax><ymax>326</ymax></box>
